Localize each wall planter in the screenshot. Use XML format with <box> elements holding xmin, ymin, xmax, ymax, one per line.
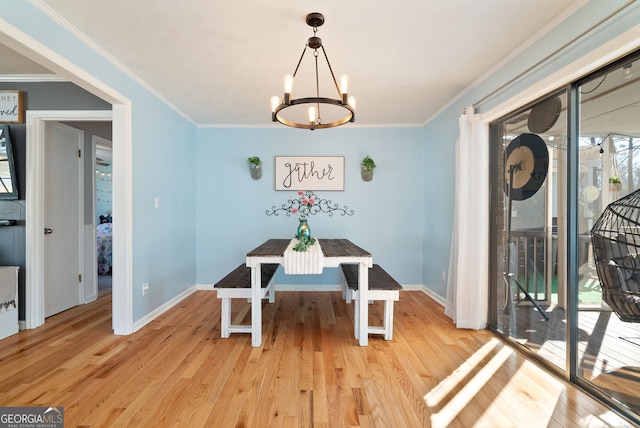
<box><xmin>247</xmin><ymin>156</ymin><xmax>262</xmax><ymax>180</ymax></box>
<box><xmin>361</xmin><ymin>166</ymin><xmax>373</xmax><ymax>182</ymax></box>
<box><xmin>361</xmin><ymin>155</ymin><xmax>376</xmax><ymax>182</ymax></box>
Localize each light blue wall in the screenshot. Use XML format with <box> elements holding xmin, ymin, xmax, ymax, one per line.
<box><xmin>421</xmin><ymin>0</ymin><xmax>640</xmax><ymax>298</ymax></box>
<box><xmin>0</xmin><ymin>1</ymin><xmax>198</xmax><ymax>323</ymax></box>
<box><xmin>196</xmin><ymin>127</ymin><xmax>424</xmax><ymax>286</ymax></box>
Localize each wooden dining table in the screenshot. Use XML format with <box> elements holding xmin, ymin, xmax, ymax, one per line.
<box><xmin>246</xmin><ymin>238</ymin><xmax>373</xmax><ymax>347</ymax></box>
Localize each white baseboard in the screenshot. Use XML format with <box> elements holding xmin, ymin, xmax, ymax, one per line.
<box><xmin>420</xmin><ymin>285</ymin><xmax>447</xmax><ymax>307</ymax></box>
<box><xmin>133</xmin><ymin>285</ymin><xmax>197</xmax><ymax>332</ymax></box>
<box><xmin>0</xmin><ymin>309</ymin><xmax>18</xmax><ymax>340</ymax></box>
<box><xmin>400</xmin><ymin>283</ymin><xmax>423</xmax><ymax>291</ymax></box>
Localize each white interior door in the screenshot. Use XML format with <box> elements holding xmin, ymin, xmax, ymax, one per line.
<box><xmin>44</xmin><ymin>121</ymin><xmax>83</xmax><ymax>318</ymax></box>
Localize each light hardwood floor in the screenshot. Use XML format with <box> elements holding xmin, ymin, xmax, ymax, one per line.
<box><xmin>0</xmin><ymin>290</ymin><xmax>635</xmax><ymax>427</ymax></box>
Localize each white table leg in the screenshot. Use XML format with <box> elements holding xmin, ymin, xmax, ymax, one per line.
<box><xmin>358</xmin><ymin>261</ymin><xmax>368</xmax><ymax>346</ymax></box>
<box><xmin>221</xmin><ymin>297</ymin><xmax>231</xmax><ymax>338</ymax></box>
<box><xmin>251</xmin><ymin>263</ymin><xmax>262</xmax><ymax>347</ymax></box>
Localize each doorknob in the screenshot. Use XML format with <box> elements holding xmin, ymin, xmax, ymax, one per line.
<box><xmin>44</xmin><ymin>228</ymin><xmax>53</xmax><ymax>235</ymax></box>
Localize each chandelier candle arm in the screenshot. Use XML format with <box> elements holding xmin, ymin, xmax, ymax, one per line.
<box><xmin>270</xmin><ymin>13</ymin><xmax>355</xmax><ymax>130</ymax></box>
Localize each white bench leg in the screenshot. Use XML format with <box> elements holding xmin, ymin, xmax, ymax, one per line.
<box><xmin>383</xmin><ymin>300</ymin><xmax>394</xmax><ymax>340</ymax></box>
<box><xmin>221</xmin><ymin>297</ymin><xmax>231</xmax><ymax>338</ymax></box>
<box><xmin>353</xmin><ymin>294</ymin><xmax>360</xmax><ymax>340</ymax></box>
<box><xmin>268</xmin><ymin>280</ymin><xmax>275</xmax><ymax>303</ymax></box>
<box><xmin>342</xmin><ymin>279</ymin><xmax>351</xmax><ymax>304</ymax></box>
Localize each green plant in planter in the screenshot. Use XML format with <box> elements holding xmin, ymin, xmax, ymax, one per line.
<box><xmin>247</xmin><ymin>156</ymin><xmax>262</xmax><ymax>166</ymax></box>
<box><xmin>361</xmin><ymin>155</ymin><xmax>376</xmax><ymax>182</ymax></box>
<box><xmin>610</xmin><ymin>176</ymin><xmax>621</xmax><ymax>184</ymax></box>
<box><xmin>247</xmin><ymin>156</ymin><xmax>263</xmax><ymax>180</ymax></box>
<box><xmin>361</xmin><ymin>155</ymin><xmax>376</xmax><ymax>171</ymax></box>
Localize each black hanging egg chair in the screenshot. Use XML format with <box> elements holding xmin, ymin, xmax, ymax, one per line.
<box><xmin>591</xmin><ymin>188</ymin><xmax>640</xmax><ymax>322</ymax></box>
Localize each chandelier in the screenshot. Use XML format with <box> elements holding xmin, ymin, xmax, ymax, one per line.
<box><xmin>270</xmin><ymin>13</ymin><xmax>355</xmax><ymax>130</ymax></box>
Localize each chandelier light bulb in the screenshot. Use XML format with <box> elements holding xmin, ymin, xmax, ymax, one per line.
<box><xmin>270</xmin><ymin>96</ymin><xmax>281</xmax><ymax>113</ymax></box>
<box><xmin>308</xmin><ymin>106</ymin><xmax>317</xmax><ymax>124</ymax></box>
<box><xmin>283</xmin><ymin>74</ymin><xmax>294</xmax><ymax>94</ymax></box>
<box><xmin>623</xmin><ymin>64</ymin><xmax>633</xmax><ymax>80</ymax></box>
<box><xmin>348</xmin><ymin>96</ymin><xmax>356</xmax><ymax>110</ymax></box>
<box><xmin>340</xmin><ymin>75</ymin><xmax>350</xmax><ymax>95</ymax></box>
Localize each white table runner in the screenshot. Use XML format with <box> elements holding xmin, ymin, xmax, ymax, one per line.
<box><xmin>283</xmin><ymin>238</ymin><xmax>324</xmax><ymax>274</ymax></box>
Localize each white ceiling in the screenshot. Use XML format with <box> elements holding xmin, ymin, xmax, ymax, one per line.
<box><xmin>2</xmin><ymin>1</ymin><xmax>583</xmax><ymax>126</ymax></box>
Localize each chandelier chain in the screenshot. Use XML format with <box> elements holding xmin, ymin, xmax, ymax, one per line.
<box><xmin>292</xmin><ymin>45</ymin><xmax>307</xmax><ymax>78</ymax></box>
<box><xmin>320</xmin><ymin>46</ymin><xmax>341</xmax><ymax>97</ymax></box>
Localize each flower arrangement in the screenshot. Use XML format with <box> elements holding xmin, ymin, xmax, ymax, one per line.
<box><xmin>293</xmin><ymin>236</ymin><xmax>316</xmax><ymax>252</ymax></box>
<box><xmin>291</xmin><ymin>191</ymin><xmax>315</xmax><ymax>220</ymax></box>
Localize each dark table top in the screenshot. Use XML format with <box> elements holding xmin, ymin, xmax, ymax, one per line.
<box><xmin>246</xmin><ymin>238</ymin><xmax>371</xmax><ymax>258</ymax></box>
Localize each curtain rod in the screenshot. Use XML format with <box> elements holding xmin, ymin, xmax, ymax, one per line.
<box><xmin>469</xmin><ymin>0</ymin><xmax>637</xmax><ymax>113</ymax></box>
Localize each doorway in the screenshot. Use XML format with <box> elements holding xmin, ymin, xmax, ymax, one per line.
<box><xmin>24</xmin><ymin>110</ymin><xmax>128</xmax><ymax>331</ymax></box>
<box><xmin>1</xmin><ymin>24</ymin><xmax>134</xmax><ymax>335</ymax></box>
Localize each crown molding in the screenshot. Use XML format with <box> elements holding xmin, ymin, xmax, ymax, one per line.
<box><xmin>0</xmin><ymin>73</ymin><xmax>66</xmax><ymax>82</ymax></box>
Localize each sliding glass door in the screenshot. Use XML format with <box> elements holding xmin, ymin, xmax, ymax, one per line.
<box><xmin>490</xmin><ymin>90</ymin><xmax>567</xmax><ymax>371</ymax></box>
<box><xmin>489</xmin><ymin>52</ymin><xmax>640</xmax><ymax>420</ymax></box>
<box><xmin>576</xmin><ymin>56</ymin><xmax>640</xmax><ymax>417</ymax></box>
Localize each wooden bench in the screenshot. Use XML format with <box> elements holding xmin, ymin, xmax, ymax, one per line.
<box><xmin>215</xmin><ymin>264</ymin><xmax>278</xmax><ymax>338</ymax></box>
<box><xmin>341</xmin><ymin>264</ymin><xmax>402</xmax><ymax>340</ymax></box>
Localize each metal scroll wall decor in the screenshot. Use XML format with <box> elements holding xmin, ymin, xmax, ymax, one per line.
<box><xmin>266</xmin><ymin>191</ymin><xmax>354</xmax><ymax>218</ymax></box>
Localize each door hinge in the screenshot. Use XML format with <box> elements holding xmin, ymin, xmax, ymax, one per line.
<box><xmin>78</xmin><ymin>274</ymin><xmax>82</xmax><ymax>283</ymax></box>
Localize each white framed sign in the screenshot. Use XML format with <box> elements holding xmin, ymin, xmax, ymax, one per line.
<box><xmin>0</xmin><ymin>91</ymin><xmax>24</xmax><ymax>123</ymax></box>
<box><xmin>275</xmin><ymin>156</ymin><xmax>344</xmax><ymax>191</ymax></box>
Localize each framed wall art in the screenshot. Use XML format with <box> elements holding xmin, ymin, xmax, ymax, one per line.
<box><xmin>274</xmin><ymin>156</ymin><xmax>344</xmax><ymax>191</ymax></box>
<box><xmin>0</xmin><ymin>91</ymin><xmax>24</xmax><ymax>123</ymax></box>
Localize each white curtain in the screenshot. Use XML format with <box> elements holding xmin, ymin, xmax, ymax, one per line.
<box><xmin>445</xmin><ymin>106</ymin><xmax>489</xmax><ymax>329</ymax></box>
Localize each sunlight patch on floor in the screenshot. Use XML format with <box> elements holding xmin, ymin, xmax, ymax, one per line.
<box><xmin>426</xmin><ymin>338</ymin><xmax>513</xmax><ymax>428</ymax></box>
<box><xmin>423</xmin><ymin>338</ymin><xmax>501</xmax><ymax>408</ymax></box>
<box><xmin>482</xmin><ymin>359</ymin><xmax>564</xmax><ymax>427</ymax></box>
